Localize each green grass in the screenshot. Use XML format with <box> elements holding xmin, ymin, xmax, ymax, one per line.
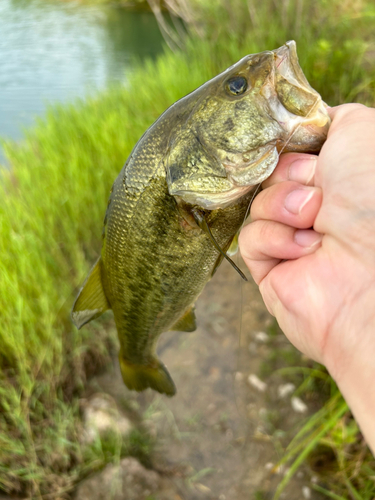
<box><xmin>1</xmin><ymin>0</ymin><xmax>375</xmax><ymax>497</ymax></box>
<box><xmin>263</xmin><ymin>321</ymin><xmax>375</xmax><ymax>500</ymax></box>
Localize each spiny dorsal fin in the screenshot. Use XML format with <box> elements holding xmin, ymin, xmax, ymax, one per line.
<box><xmin>170</xmin><ymin>307</ymin><xmax>197</xmax><ymax>332</ymax></box>
<box><xmin>71</xmin><ymin>257</ymin><xmax>110</xmax><ymax>329</ymax></box>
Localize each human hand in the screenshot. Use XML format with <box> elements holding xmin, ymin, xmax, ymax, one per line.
<box><xmin>239</xmin><ymin>104</ymin><xmax>375</xmax><ymax>452</ymax></box>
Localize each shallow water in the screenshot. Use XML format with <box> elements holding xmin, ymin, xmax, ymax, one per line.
<box><xmin>0</xmin><ymin>0</ymin><xmax>165</xmax><ymax>162</ymax></box>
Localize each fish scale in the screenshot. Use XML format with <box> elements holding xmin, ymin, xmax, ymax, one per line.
<box><xmin>71</xmin><ymin>41</ymin><xmax>330</xmax><ymax>396</ymax></box>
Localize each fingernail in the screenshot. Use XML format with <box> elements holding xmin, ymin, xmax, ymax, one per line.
<box><xmin>288</xmin><ymin>157</ymin><xmax>317</xmax><ymax>185</ymax></box>
<box><xmin>284</xmin><ymin>188</ymin><xmax>315</xmax><ymax>215</ymax></box>
<box><xmin>294</xmin><ymin>229</ymin><xmax>322</xmax><ymax>248</ymax></box>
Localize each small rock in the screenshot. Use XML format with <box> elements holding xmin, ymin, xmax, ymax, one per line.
<box><xmin>248</xmin><ymin>374</ymin><xmax>267</xmax><ymax>392</ymax></box>
<box><xmin>277</xmin><ymin>383</ymin><xmax>296</xmax><ymax>399</ymax></box>
<box><xmin>75</xmin><ymin>457</ymin><xmax>159</xmax><ymax>500</ymax></box>
<box><xmin>311</xmin><ymin>475</ymin><xmax>319</xmax><ymax>484</ymax></box>
<box><xmin>302</xmin><ymin>486</ymin><xmax>311</xmax><ymax>499</ymax></box>
<box><xmin>234</xmin><ymin>371</ymin><xmax>244</xmax><ymax>382</ymax></box>
<box><xmin>265</xmin><ymin>462</ymin><xmax>274</xmax><ymax>471</ymax></box>
<box><xmin>291</xmin><ymin>396</ymin><xmax>308</xmax><ymax>413</ymax></box>
<box><xmin>81</xmin><ymin>394</ymin><xmax>133</xmax><ymax>444</ymax></box>
<box><xmin>254</xmin><ymin>331</ymin><xmax>269</xmax><ymax>342</ymax></box>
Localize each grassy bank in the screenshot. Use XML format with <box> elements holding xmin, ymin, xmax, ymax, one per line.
<box><xmin>1</xmin><ymin>0</ymin><xmax>375</xmax><ymax>497</ymax></box>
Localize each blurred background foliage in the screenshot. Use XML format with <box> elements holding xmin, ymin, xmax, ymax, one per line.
<box><xmin>0</xmin><ymin>0</ymin><xmax>374</xmax><ymax>497</ymax></box>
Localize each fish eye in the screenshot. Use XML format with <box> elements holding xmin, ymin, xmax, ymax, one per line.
<box><xmin>225</xmin><ymin>76</ymin><xmax>248</xmax><ymax>96</ymax></box>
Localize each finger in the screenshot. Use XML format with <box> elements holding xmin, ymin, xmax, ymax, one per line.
<box><xmin>251</xmin><ymin>181</ymin><xmax>322</xmax><ymax>229</ymax></box>
<box><xmin>239</xmin><ymin>220</ymin><xmax>322</xmax><ymax>284</ymax></box>
<box><xmin>262</xmin><ymin>153</ymin><xmax>318</xmax><ymax>188</ymax></box>
<box><xmin>327</xmin><ymin>103</ymin><xmax>371</xmax><ymax>123</ymax></box>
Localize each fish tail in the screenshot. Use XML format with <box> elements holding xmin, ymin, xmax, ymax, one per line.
<box><xmin>119</xmin><ymin>353</ymin><xmax>176</xmax><ymax>397</ymax></box>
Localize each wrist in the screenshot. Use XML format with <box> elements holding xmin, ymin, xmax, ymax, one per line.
<box><xmin>330</xmin><ymin>356</ymin><xmax>375</xmax><ymax>455</ymax></box>
<box><xmin>325</xmin><ymin>322</ymin><xmax>375</xmax><ymax>455</ymax></box>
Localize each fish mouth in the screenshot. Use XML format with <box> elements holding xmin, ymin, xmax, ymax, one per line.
<box><xmin>270</xmin><ymin>40</ymin><xmax>330</xmax><ymax>151</ymax></box>
<box><xmin>273</xmin><ymin>41</ymin><xmax>313</xmax><ymax>97</ymax></box>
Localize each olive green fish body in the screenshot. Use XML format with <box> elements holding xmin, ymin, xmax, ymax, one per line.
<box><xmin>72</xmin><ymin>41</ymin><xmax>331</xmax><ymax>396</ymax></box>
<box><xmin>101</xmin><ymin>118</ymin><xmax>254</xmax><ymax>393</ymax></box>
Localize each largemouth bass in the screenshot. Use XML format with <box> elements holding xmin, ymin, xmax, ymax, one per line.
<box><xmin>72</xmin><ymin>41</ymin><xmax>330</xmax><ymax>396</ymax></box>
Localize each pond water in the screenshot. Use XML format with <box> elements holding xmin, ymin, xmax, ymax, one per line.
<box><xmin>0</xmin><ymin>0</ymin><xmax>165</xmax><ymax>162</ymax></box>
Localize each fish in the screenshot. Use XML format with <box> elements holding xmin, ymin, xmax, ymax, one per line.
<box><xmin>71</xmin><ymin>41</ymin><xmax>330</xmax><ymax>397</ymax></box>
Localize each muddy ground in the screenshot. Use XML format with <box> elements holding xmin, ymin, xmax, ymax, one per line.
<box><xmin>86</xmin><ymin>258</ymin><xmax>327</xmax><ymax>500</ymax></box>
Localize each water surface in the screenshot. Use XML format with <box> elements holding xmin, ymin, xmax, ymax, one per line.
<box><xmin>0</xmin><ymin>0</ymin><xmax>165</xmax><ymax>161</ymax></box>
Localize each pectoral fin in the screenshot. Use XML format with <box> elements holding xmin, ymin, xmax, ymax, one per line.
<box><xmin>192</xmin><ymin>208</ymin><xmax>248</xmax><ymax>282</ymax></box>
<box><xmin>71</xmin><ymin>257</ymin><xmax>110</xmax><ymax>329</ymax></box>
<box><xmin>227</xmin><ymin>232</ymin><xmax>239</xmax><ymax>256</ymax></box>
<box><xmin>170</xmin><ymin>307</ymin><xmax>197</xmax><ymax>332</ymax></box>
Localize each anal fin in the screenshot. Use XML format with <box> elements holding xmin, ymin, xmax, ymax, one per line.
<box><xmin>71</xmin><ymin>257</ymin><xmax>110</xmax><ymax>329</ymax></box>
<box><xmin>169</xmin><ymin>306</ymin><xmax>197</xmax><ymax>332</ymax></box>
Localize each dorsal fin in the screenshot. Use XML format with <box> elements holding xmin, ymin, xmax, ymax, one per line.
<box><xmin>71</xmin><ymin>257</ymin><xmax>110</xmax><ymax>329</ymax></box>
<box><xmin>170</xmin><ymin>307</ymin><xmax>197</xmax><ymax>332</ymax></box>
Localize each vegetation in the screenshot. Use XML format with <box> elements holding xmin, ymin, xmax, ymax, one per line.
<box><xmin>1</xmin><ymin>0</ymin><xmax>375</xmax><ymax>497</ymax></box>
<box><xmin>258</xmin><ymin>320</ymin><xmax>375</xmax><ymax>500</ymax></box>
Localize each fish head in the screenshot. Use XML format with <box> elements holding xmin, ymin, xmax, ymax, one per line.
<box><xmin>166</xmin><ymin>41</ymin><xmax>330</xmax><ymax>210</ymax></box>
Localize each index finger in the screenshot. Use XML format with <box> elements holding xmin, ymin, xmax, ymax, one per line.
<box><xmin>262</xmin><ymin>152</ymin><xmax>318</xmax><ymax>188</ymax></box>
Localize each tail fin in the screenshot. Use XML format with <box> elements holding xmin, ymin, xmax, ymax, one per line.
<box><xmin>71</xmin><ymin>257</ymin><xmax>110</xmax><ymax>329</ymax></box>
<box><xmin>119</xmin><ymin>353</ymin><xmax>176</xmax><ymax>397</ymax></box>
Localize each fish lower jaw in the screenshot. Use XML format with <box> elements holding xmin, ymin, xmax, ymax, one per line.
<box><xmin>173</xmin><ymin>184</ymin><xmax>255</xmax><ymax>210</ymax></box>
<box><xmin>272</xmin><ymin>101</ymin><xmax>330</xmax><ymax>135</ymax></box>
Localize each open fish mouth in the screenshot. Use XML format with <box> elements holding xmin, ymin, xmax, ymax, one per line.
<box><xmin>270</xmin><ymin>40</ymin><xmax>330</xmax><ymax>151</ymax></box>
